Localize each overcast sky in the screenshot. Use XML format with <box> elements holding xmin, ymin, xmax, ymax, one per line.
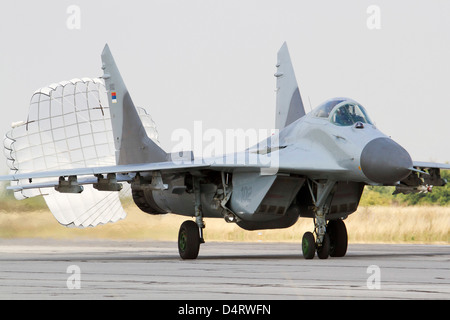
<box><xmin>1</xmin><ymin>0</ymin><xmax>449</xmax><ymax>173</ymax></box>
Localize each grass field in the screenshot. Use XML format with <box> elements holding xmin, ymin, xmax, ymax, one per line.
<box><xmin>0</xmin><ymin>204</ymin><xmax>448</xmax><ymax>244</ymax></box>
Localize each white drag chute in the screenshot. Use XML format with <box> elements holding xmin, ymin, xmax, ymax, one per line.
<box><xmin>3</xmin><ymin>78</ymin><xmax>160</xmax><ymax>227</ymax></box>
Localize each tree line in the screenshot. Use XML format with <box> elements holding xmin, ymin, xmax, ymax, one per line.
<box><xmin>360</xmin><ymin>170</ymin><xmax>450</xmax><ymax>206</ymax></box>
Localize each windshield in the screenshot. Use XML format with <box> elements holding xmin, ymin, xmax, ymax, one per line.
<box><xmin>331</xmin><ymin>103</ymin><xmax>373</xmax><ymax>126</ymax></box>
<box><xmin>313</xmin><ymin>99</ymin><xmax>345</xmax><ymax>118</ymax></box>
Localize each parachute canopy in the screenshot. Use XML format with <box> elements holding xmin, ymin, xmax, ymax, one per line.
<box><xmin>3</xmin><ymin>78</ymin><xmax>160</xmax><ymax>228</ymax></box>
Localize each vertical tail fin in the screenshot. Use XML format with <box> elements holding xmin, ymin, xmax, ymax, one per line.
<box><xmin>275</xmin><ymin>42</ymin><xmax>306</xmax><ymax>129</ymax></box>
<box><xmin>101</xmin><ymin>44</ymin><xmax>167</xmax><ymax>165</ymax></box>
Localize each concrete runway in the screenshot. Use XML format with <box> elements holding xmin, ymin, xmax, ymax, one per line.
<box><xmin>0</xmin><ymin>239</ymin><xmax>448</xmax><ymax>300</ymax></box>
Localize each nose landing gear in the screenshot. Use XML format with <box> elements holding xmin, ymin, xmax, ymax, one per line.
<box><xmin>302</xmin><ymin>179</ymin><xmax>348</xmax><ymax>259</ymax></box>
<box><xmin>302</xmin><ymin>219</ymin><xmax>348</xmax><ymax>259</ymax></box>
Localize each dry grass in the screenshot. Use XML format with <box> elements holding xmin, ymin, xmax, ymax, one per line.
<box><xmin>0</xmin><ymin>205</ymin><xmax>448</xmax><ymax>244</ymax></box>
<box><xmin>346</xmin><ymin>206</ymin><xmax>449</xmax><ymax>244</ymax></box>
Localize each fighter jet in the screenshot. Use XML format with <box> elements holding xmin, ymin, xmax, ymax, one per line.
<box><xmin>1</xmin><ymin>43</ymin><xmax>448</xmax><ymax>259</ymax></box>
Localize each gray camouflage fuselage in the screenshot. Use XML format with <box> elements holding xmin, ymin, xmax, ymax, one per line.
<box><xmin>139</xmin><ymin>97</ymin><xmax>412</xmax><ymax>231</ymax></box>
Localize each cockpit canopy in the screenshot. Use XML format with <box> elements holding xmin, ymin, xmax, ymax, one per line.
<box><xmin>313</xmin><ymin>98</ymin><xmax>373</xmax><ymax>126</ymax></box>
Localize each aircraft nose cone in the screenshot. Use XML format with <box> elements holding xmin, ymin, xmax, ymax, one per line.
<box><xmin>360</xmin><ymin>137</ymin><xmax>412</xmax><ymax>184</ymax></box>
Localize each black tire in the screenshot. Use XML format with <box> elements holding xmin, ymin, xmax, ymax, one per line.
<box><xmin>178</xmin><ymin>221</ymin><xmax>201</xmax><ymax>260</ymax></box>
<box><xmin>302</xmin><ymin>232</ymin><xmax>316</xmax><ymax>259</ymax></box>
<box><xmin>328</xmin><ymin>219</ymin><xmax>348</xmax><ymax>257</ymax></box>
<box><xmin>317</xmin><ymin>233</ymin><xmax>330</xmax><ymax>259</ymax></box>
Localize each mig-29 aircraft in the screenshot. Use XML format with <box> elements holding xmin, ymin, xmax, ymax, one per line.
<box><xmin>1</xmin><ymin>43</ymin><xmax>448</xmax><ymax>260</ymax></box>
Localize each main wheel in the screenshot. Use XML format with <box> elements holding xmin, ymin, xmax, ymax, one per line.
<box><xmin>178</xmin><ymin>220</ymin><xmax>201</xmax><ymax>260</ymax></box>
<box><xmin>317</xmin><ymin>233</ymin><xmax>330</xmax><ymax>259</ymax></box>
<box><xmin>302</xmin><ymin>232</ymin><xmax>316</xmax><ymax>259</ymax></box>
<box><xmin>328</xmin><ymin>219</ymin><xmax>348</xmax><ymax>257</ymax></box>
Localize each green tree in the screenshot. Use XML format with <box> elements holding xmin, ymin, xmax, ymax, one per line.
<box><xmin>360</xmin><ymin>170</ymin><xmax>450</xmax><ymax>206</ymax></box>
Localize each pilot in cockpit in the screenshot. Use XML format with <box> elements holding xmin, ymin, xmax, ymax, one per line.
<box><xmin>334</xmin><ymin>106</ymin><xmax>353</xmax><ymax>126</ymax></box>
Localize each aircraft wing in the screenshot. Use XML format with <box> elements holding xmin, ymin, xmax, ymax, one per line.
<box><xmin>0</xmin><ymin>162</ymin><xmax>209</xmax><ymax>182</ymax></box>
<box><xmin>412</xmin><ymin>161</ymin><xmax>450</xmax><ymax>170</ymax></box>
<box><xmin>0</xmin><ymin>161</ymin><xmax>210</xmax><ymax>190</ymax></box>
<box><xmin>392</xmin><ymin>160</ymin><xmax>450</xmax><ymax>194</ymax></box>
<box><xmin>1</xmin><ymin>144</ymin><xmax>350</xmax><ymax>191</ymax></box>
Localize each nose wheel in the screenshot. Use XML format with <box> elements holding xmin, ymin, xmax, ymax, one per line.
<box><xmin>301</xmin><ymin>232</ymin><xmax>316</xmax><ymax>259</ymax></box>
<box><xmin>301</xmin><ymin>219</ymin><xmax>348</xmax><ymax>259</ymax></box>
<box><xmin>328</xmin><ymin>219</ymin><xmax>348</xmax><ymax>257</ymax></box>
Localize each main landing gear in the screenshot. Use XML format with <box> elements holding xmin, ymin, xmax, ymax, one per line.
<box><xmin>178</xmin><ymin>220</ymin><xmax>202</xmax><ymax>259</ymax></box>
<box><xmin>176</xmin><ymin>176</ymin><xmax>349</xmax><ymax>260</ymax></box>
<box><xmin>178</xmin><ymin>176</ymin><xmax>205</xmax><ymax>260</ymax></box>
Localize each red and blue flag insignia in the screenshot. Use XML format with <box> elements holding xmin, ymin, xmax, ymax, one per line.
<box><xmin>111</xmin><ymin>92</ymin><xmax>117</xmax><ymax>104</ymax></box>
